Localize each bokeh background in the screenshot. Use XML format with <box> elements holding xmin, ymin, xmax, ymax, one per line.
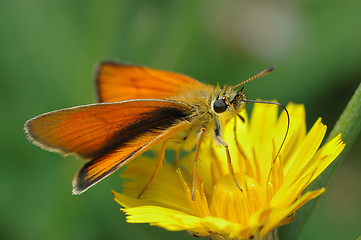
<box><xmin>1</xmin><ymin>1</ymin><xmax>360</xmax><ymax>240</ymax></box>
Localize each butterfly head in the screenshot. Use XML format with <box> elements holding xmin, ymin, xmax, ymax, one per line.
<box><xmin>212</xmin><ymin>65</ymin><xmax>274</xmax><ymax>116</ymax></box>
<box><xmin>212</xmin><ymin>87</ymin><xmax>247</xmax><ymax>115</ymax></box>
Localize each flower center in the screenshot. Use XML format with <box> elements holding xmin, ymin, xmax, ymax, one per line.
<box><xmin>210</xmin><ymin>173</ymin><xmax>266</xmax><ymax>225</ymax></box>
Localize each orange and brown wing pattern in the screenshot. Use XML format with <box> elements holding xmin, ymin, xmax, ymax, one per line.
<box><xmin>72</xmin><ymin>121</ymin><xmax>190</xmax><ymax>194</ymax></box>
<box><xmin>96</xmin><ymin>62</ymin><xmax>205</xmax><ymax>102</ymax></box>
<box><xmin>25</xmin><ymin>99</ymin><xmax>193</xmax><ymax>193</ymax></box>
<box><xmin>25</xmin><ymin>100</ymin><xmax>193</xmax><ymax>159</ymax></box>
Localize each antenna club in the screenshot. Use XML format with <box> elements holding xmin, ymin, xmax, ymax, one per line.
<box><xmin>232</xmin><ymin>65</ymin><xmax>276</xmax><ymax>89</ymax></box>
<box><xmin>265</xmin><ymin>65</ymin><xmax>275</xmax><ymax>73</ymax></box>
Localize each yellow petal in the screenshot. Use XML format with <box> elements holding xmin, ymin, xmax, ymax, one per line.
<box><xmin>283</xmin><ymin>118</ymin><xmax>327</xmax><ymax>185</ymax></box>
<box><xmin>123</xmin><ymin>205</ymin><xmax>207</xmax><ymax>233</ymax></box>
<box><xmin>263</xmin><ymin>188</ymin><xmax>325</xmax><ymax>234</ymax></box>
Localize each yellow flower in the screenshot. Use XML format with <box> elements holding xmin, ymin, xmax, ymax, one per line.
<box><xmin>112</xmin><ymin>103</ymin><xmax>345</xmax><ymax>240</ymax></box>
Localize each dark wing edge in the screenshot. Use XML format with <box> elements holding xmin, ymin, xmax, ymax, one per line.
<box><xmin>71</xmin><ymin>122</ymin><xmax>190</xmax><ymax>195</ymax></box>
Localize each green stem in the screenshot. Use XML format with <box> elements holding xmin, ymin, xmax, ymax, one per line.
<box><xmin>278</xmin><ymin>82</ymin><xmax>361</xmax><ymax>240</ymax></box>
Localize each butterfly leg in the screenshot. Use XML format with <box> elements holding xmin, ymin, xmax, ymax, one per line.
<box><xmin>191</xmin><ymin>128</ymin><xmax>206</xmax><ymax>200</ymax></box>
<box><xmin>137</xmin><ymin>141</ymin><xmax>167</xmax><ymax>199</ymax></box>
<box><xmin>216</xmin><ymin>135</ymin><xmax>243</xmax><ymax>192</ymax></box>
<box><xmin>173</xmin><ymin>148</ymin><xmax>180</xmax><ymax>168</ymax></box>
<box><xmin>233</xmin><ymin>119</ymin><xmax>248</xmax><ymax>159</ymax></box>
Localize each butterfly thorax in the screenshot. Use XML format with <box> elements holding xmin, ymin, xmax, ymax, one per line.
<box><xmin>166</xmin><ymin>85</ymin><xmax>247</xmax><ymax>151</ymax></box>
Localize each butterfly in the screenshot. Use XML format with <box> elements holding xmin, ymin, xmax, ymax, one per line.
<box><xmin>24</xmin><ymin>61</ymin><xmax>281</xmax><ymax>197</ymax></box>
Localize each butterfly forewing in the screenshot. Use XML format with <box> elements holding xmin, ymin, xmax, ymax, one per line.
<box><xmin>25</xmin><ymin>100</ymin><xmax>193</xmax><ymax>159</ymax></box>
<box><xmin>25</xmin><ymin>99</ymin><xmax>194</xmax><ymax>194</ymax></box>
<box><xmin>96</xmin><ymin>62</ymin><xmax>204</xmax><ymax>102</ymax></box>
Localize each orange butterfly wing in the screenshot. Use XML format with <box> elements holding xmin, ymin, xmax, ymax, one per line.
<box><xmin>25</xmin><ymin>100</ymin><xmax>193</xmax><ymax>194</ymax></box>
<box><xmin>72</xmin><ymin>121</ymin><xmax>189</xmax><ymax>194</ymax></box>
<box><xmin>96</xmin><ymin>61</ymin><xmax>204</xmax><ymax>102</ymax></box>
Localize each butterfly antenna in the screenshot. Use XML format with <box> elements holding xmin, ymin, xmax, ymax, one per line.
<box><xmin>243</xmin><ymin>100</ymin><xmax>290</xmax><ymax>162</ymax></box>
<box><xmin>232</xmin><ymin>66</ymin><xmax>275</xmax><ymax>90</ymax></box>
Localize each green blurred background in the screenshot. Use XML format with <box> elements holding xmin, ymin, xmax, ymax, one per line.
<box><xmin>1</xmin><ymin>1</ymin><xmax>360</xmax><ymax>239</ymax></box>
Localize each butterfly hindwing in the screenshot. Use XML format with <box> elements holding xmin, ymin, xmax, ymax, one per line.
<box><xmin>72</xmin><ymin>121</ymin><xmax>190</xmax><ymax>194</ymax></box>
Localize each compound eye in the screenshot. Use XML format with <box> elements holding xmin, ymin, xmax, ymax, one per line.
<box><xmin>213</xmin><ymin>99</ymin><xmax>227</xmax><ymax>113</ymax></box>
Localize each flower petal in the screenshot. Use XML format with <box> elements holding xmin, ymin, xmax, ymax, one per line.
<box><xmin>262</xmin><ymin>188</ymin><xmax>325</xmax><ymax>234</ymax></box>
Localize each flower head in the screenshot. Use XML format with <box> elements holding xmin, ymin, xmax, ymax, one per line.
<box><xmin>112</xmin><ymin>103</ymin><xmax>345</xmax><ymax>240</ymax></box>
